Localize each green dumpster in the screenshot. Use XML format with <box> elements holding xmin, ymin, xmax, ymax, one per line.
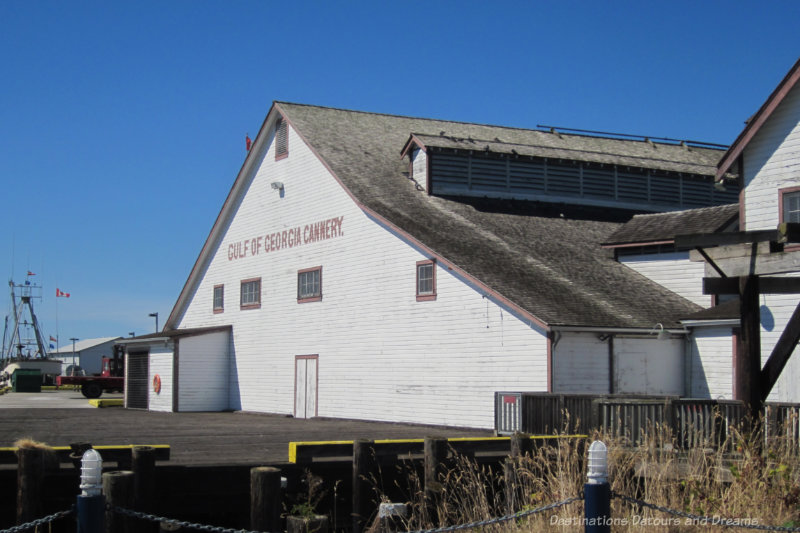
<box><xmin>12</xmin><ymin>369</ymin><xmax>42</xmax><ymax>393</ymax></box>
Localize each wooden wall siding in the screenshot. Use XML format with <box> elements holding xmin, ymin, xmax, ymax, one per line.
<box><xmin>411</xmin><ymin>148</ymin><xmax>427</xmax><ymax>191</ymax></box>
<box><xmin>429</xmin><ymin>152</ymin><xmax>739</xmax><ymax>211</ymax></box>
<box><xmin>552</xmin><ymin>333</ymin><xmax>684</xmax><ymax>396</ymax></box>
<box><xmin>148</xmin><ymin>345</ymin><xmax>174</xmax><ymax>413</ymax></box>
<box><xmin>614</xmin><ymin>337</ymin><xmax>684</xmax><ymax>396</ymax></box>
<box><xmin>179</xmin><ymin>331</ymin><xmax>231</xmax><ymax>412</ymax></box>
<box><xmin>177</xmin><ymin>121</ymin><xmax>549</xmax><ymax>429</ymax></box>
<box><xmin>760</xmin><ymin>287</ymin><xmax>800</xmax><ymax>403</ymax></box>
<box><xmin>742</xmin><ymin>81</ymin><xmax>800</xmax><ymax>231</ymax></box>
<box><xmin>688</xmin><ymin>327</ymin><xmax>734</xmax><ymax>399</ymax></box>
<box><xmin>739</xmin><ymin>81</ymin><xmax>800</xmax><ymax>404</ymax></box>
<box><xmin>552</xmin><ymin>333</ymin><xmax>610</xmax><ymax>394</ymax></box>
<box><xmin>619</xmin><ymin>252</ymin><xmax>708</xmax><ymax>307</ymax></box>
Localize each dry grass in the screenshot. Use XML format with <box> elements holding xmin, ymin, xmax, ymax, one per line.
<box><xmin>13</xmin><ymin>438</ymin><xmax>52</xmax><ymax>450</ymax></box>
<box><xmin>381</xmin><ymin>424</ymin><xmax>800</xmax><ymax>532</ymax></box>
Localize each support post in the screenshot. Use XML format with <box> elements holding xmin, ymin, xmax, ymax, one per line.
<box><xmin>352</xmin><ymin>439</ymin><xmax>376</xmax><ymax>533</ymax></box>
<box><xmin>423</xmin><ymin>437</ymin><xmax>447</xmax><ymax>526</ymax></box>
<box><xmin>736</xmin><ymin>275</ymin><xmax>762</xmax><ymax>421</ymax></box>
<box><xmin>251</xmin><ymin>466</ymin><xmax>282</xmax><ymax>533</ymax></box>
<box><xmin>103</xmin><ymin>471</ymin><xmax>135</xmax><ymax>533</ymax></box>
<box><xmin>16</xmin><ymin>446</ymin><xmax>45</xmax><ymax>525</ymax></box>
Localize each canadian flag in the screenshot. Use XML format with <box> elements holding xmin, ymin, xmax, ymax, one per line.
<box><xmin>56</xmin><ymin>288</ymin><xmax>70</xmax><ymax>298</ymax></box>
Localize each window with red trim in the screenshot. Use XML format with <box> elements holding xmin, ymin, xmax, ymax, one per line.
<box><xmin>782</xmin><ymin>189</ymin><xmax>800</xmax><ymax>223</ymax></box>
<box><xmin>416</xmin><ymin>259</ymin><xmax>436</xmax><ymax>301</ymax></box>
<box><xmin>240</xmin><ymin>278</ymin><xmax>261</xmax><ymax>309</ymax></box>
<box><xmin>298</xmin><ymin>267</ymin><xmax>322</xmax><ymax>303</ymax></box>
<box><xmin>213</xmin><ymin>284</ymin><xmax>224</xmax><ymax>313</ymax></box>
<box><xmin>275</xmin><ymin>118</ymin><xmax>288</xmax><ymax>160</ymax></box>
<box><xmin>780</xmin><ymin>187</ymin><xmax>800</xmax><ymax>250</ymax></box>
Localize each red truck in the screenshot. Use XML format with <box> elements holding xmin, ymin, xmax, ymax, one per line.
<box><xmin>57</xmin><ymin>346</ymin><xmax>124</xmax><ymax>399</ymax></box>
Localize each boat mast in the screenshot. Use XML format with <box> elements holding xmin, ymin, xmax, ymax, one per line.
<box><xmin>4</xmin><ymin>279</ymin><xmax>49</xmax><ymax>360</ymax></box>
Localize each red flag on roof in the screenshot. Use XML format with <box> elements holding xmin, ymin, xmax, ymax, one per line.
<box><xmin>27</xmin><ymin>271</ymin><xmax>35</xmax><ymax>276</ymax></box>
<box><xmin>49</xmin><ymin>336</ymin><xmax>57</xmax><ymax>343</ymax></box>
<box><xmin>56</xmin><ymin>288</ymin><xmax>70</xmax><ymax>298</ymax></box>
<box><xmin>246</xmin><ymin>135</ymin><xmax>252</xmax><ymax>151</ymax></box>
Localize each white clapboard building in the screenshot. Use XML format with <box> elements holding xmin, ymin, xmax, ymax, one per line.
<box><xmin>603</xmin><ymin>56</ymin><xmax>800</xmax><ymax>404</ymax></box>
<box><xmin>121</xmin><ymin>99</ymin><xmax>754</xmax><ymax>427</ymax></box>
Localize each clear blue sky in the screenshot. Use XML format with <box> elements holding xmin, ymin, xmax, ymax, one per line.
<box><xmin>1</xmin><ymin>1</ymin><xmax>799</xmax><ymax>346</ymax></box>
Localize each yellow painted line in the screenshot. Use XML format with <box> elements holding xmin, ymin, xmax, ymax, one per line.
<box><xmin>288</xmin><ymin>434</ymin><xmax>588</xmax><ymax>462</ymax></box>
<box><xmin>88</xmin><ymin>399</ymin><xmax>124</xmax><ymax>408</ymax></box>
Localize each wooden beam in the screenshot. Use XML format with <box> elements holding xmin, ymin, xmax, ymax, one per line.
<box><xmin>675</xmin><ymin>229</ymin><xmax>781</xmax><ymax>248</ymax></box>
<box><xmin>704</xmin><ymin>276</ymin><xmax>800</xmax><ymax>295</ymax></box>
<box><xmin>735</xmin><ymin>276</ymin><xmax>762</xmax><ymax>418</ymax></box>
<box><xmin>704</xmin><ymin>251</ymin><xmax>800</xmax><ymax>277</ymax></box>
<box><xmin>760</xmin><ymin>301</ymin><xmax>800</xmax><ymax>402</ymax></box>
<box><xmin>689</xmin><ymin>241</ymin><xmax>773</xmax><ymax>262</ymax></box>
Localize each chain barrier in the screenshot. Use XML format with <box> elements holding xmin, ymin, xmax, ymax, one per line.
<box><xmin>613</xmin><ymin>492</ymin><xmax>800</xmax><ymax>532</ymax></box>
<box><xmin>0</xmin><ymin>507</ymin><xmax>74</xmax><ymax>533</ymax></box>
<box><xmin>402</xmin><ymin>495</ymin><xmax>582</xmax><ymax>533</ymax></box>
<box><xmin>110</xmin><ymin>504</ymin><xmax>278</xmax><ymax>533</ymax></box>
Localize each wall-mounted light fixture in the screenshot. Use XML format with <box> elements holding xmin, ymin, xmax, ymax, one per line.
<box><xmin>270</xmin><ymin>181</ymin><xmax>284</xmax><ymax>192</ymax></box>
<box><xmin>649</xmin><ymin>323</ymin><xmax>669</xmax><ymax>341</ymax></box>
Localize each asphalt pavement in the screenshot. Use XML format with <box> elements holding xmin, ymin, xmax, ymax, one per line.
<box><xmin>0</xmin><ymin>389</ymin><xmax>123</xmax><ymax>408</ymax></box>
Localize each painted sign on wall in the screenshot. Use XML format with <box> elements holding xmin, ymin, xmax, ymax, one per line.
<box><xmin>228</xmin><ymin>216</ymin><xmax>344</xmax><ymax>261</ymax></box>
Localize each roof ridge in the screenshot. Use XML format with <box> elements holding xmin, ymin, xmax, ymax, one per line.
<box><xmin>277</xmin><ymin>101</ymin><xmax>725</xmax><ymax>151</ymax></box>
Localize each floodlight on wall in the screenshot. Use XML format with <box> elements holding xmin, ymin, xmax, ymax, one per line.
<box><xmin>713</xmin><ymin>180</ymin><xmax>727</xmax><ymax>192</ymax></box>
<box><xmin>650</xmin><ymin>323</ymin><xmax>669</xmax><ymax>341</ymax></box>
<box><xmin>270</xmin><ymin>181</ymin><xmax>284</xmax><ymax>191</ymax></box>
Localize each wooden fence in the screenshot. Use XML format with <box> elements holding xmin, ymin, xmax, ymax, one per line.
<box><xmin>495</xmin><ymin>392</ymin><xmax>800</xmax><ymax>448</ymax></box>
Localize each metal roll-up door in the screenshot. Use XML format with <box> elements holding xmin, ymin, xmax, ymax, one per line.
<box><xmin>127</xmin><ymin>352</ymin><xmax>149</xmax><ymax>409</ymax></box>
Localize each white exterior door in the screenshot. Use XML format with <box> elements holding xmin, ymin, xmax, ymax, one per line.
<box><xmin>294</xmin><ymin>355</ymin><xmax>318</xmax><ymax>418</ymax></box>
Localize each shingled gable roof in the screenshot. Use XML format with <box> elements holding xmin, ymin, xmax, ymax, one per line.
<box><xmin>716</xmin><ymin>56</ymin><xmax>800</xmax><ymax>181</ymax></box>
<box><xmin>167</xmin><ymin>102</ymin><xmax>719</xmax><ymax>331</ymax></box>
<box><xmin>602</xmin><ymin>204</ymin><xmax>739</xmax><ymax>248</ymax></box>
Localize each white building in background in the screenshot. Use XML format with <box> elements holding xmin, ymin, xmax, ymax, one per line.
<box><xmin>51</xmin><ymin>337</ymin><xmax>121</xmax><ymax>375</ymax></box>
<box><xmin>121</xmin><ymin>95</ymin><xmax>753</xmax><ymax>428</ymax></box>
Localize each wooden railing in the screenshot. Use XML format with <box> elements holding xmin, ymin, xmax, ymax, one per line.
<box><xmin>495</xmin><ymin>392</ymin><xmax>800</xmax><ymax>449</ymax></box>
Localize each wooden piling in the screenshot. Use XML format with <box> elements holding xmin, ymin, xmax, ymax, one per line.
<box><xmin>251</xmin><ymin>466</ymin><xmax>282</xmax><ymax>533</ymax></box>
<box><xmin>103</xmin><ymin>470</ymin><xmax>135</xmax><ymax>533</ymax></box>
<box><xmin>423</xmin><ymin>437</ymin><xmax>447</xmax><ymax>526</ymax></box>
<box><xmin>503</xmin><ymin>457</ymin><xmax>517</xmax><ymax>515</ymax></box>
<box><xmin>132</xmin><ymin>445</ymin><xmax>157</xmax><ymax>532</ymax></box>
<box><xmin>510</xmin><ymin>432</ymin><xmax>533</xmax><ymax>458</ymax></box>
<box><xmin>352</xmin><ymin>439</ymin><xmax>376</xmax><ymax>533</ymax></box>
<box><xmin>16</xmin><ymin>446</ymin><xmax>45</xmax><ymax>525</ymax></box>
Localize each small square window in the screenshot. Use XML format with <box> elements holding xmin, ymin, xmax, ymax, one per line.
<box><xmin>275</xmin><ymin>118</ymin><xmax>288</xmax><ymax>160</ymax></box>
<box><xmin>416</xmin><ymin>260</ymin><xmax>436</xmax><ymax>301</ymax></box>
<box><xmin>240</xmin><ymin>278</ymin><xmax>261</xmax><ymax>309</ymax></box>
<box><xmin>213</xmin><ymin>284</ymin><xmax>224</xmax><ymax>313</ymax></box>
<box><xmin>298</xmin><ymin>267</ymin><xmax>322</xmax><ymax>303</ymax></box>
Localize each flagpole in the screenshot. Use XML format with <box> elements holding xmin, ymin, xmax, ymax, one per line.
<box><xmin>55</xmin><ymin>279</ymin><xmax>59</xmax><ymax>352</ymax></box>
